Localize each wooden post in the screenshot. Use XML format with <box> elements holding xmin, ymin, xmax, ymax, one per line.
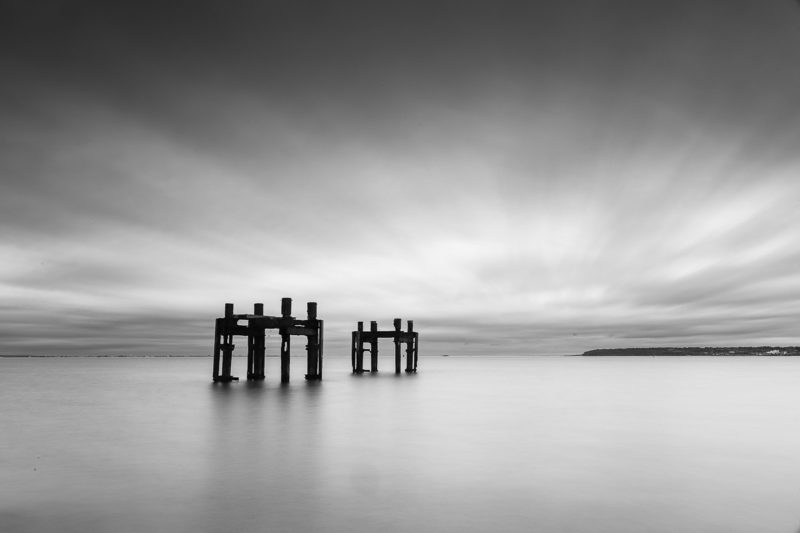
<box><xmin>394</xmin><ymin>318</ymin><xmax>402</xmax><ymax>374</ymax></box>
<box><xmin>252</xmin><ymin>303</ymin><xmax>265</xmax><ymax>380</ymax></box>
<box><xmin>356</xmin><ymin>321</ymin><xmax>364</xmax><ymax>373</ymax></box>
<box><xmin>318</xmin><ymin>319</ymin><xmax>323</xmax><ymax>380</ymax></box>
<box><xmin>370</xmin><ymin>321</ymin><xmax>378</xmax><ymax>372</ymax></box>
<box><xmin>221</xmin><ymin>303</ymin><xmax>235</xmax><ymax>380</ymax></box>
<box><xmin>247</xmin><ymin>325</ymin><xmax>254</xmax><ymax>379</ymax></box>
<box><xmin>350</xmin><ymin>331</ymin><xmax>357</xmax><ymax>374</ymax></box>
<box><xmin>413</xmin><ymin>332</ymin><xmax>419</xmax><ymax>371</ymax></box>
<box><xmin>305</xmin><ymin>302</ymin><xmax>319</xmax><ymax>380</ymax></box>
<box><xmin>405</xmin><ymin>320</ymin><xmax>414</xmax><ymax>373</ymax></box>
<box><xmin>212</xmin><ymin>318</ymin><xmax>221</xmax><ymax>381</ymax></box>
<box><xmin>280</xmin><ymin>297</ymin><xmax>291</xmax><ymax>383</ymax></box>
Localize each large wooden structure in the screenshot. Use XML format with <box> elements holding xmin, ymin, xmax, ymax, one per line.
<box><xmin>351</xmin><ymin>319</ymin><xmax>418</xmax><ymax>374</ymax></box>
<box><xmin>212</xmin><ymin>298</ymin><xmax>323</xmax><ymax>383</ymax></box>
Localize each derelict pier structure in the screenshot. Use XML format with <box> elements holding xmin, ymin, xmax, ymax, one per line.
<box><xmin>212</xmin><ymin>298</ymin><xmax>323</xmax><ymax>383</ymax></box>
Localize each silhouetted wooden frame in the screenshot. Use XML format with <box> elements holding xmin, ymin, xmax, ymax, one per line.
<box><xmin>351</xmin><ymin>318</ymin><xmax>418</xmax><ymax>374</ymax></box>
<box><xmin>212</xmin><ymin>298</ymin><xmax>323</xmax><ymax>383</ymax></box>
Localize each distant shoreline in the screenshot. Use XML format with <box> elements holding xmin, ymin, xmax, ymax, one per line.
<box><xmin>582</xmin><ymin>347</ymin><xmax>800</xmax><ymax>356</ymax></box>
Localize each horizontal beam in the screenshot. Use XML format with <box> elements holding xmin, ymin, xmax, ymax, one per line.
<box><xmin>219</xmin><ymin>315</ymin><xmax>321</xmax><ymax>329</ymax></box>
<box><xmin>218</xmin><ymin>322</ymin><xmax>320</xmax><ymax>338</ymax></box>
<box><xmin>354</xmin><ymin>331</ymin><xmax>415</xmax><ymax>341</ymax></box>
<box><xmin>246</xmin><ymin>317</ymin><xmax>283</xmax><ymax>329</ymax></box>
<box><xmin>288</xmin><ymin>326</ymin><xmax>318</xmax><ymax>336</ymax></box>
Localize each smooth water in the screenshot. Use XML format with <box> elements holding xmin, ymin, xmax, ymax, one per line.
<box><xmin>2</xmin><ymin>355</ymin><xmax>800</xmax><ymax>532</ymax></box>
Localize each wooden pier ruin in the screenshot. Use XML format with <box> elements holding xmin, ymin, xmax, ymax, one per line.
<box><xmin>351</xmin><ymin>319</ymin><xmax>418</xmax><ymax>374</ymax></box>
<box><xmin>212</xmin><ymin>298</ymin><xmax>323</xmax><ymax>383</ymax></box>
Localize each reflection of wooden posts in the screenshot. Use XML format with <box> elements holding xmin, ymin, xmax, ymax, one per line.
<box><xmin>211</xmin><ymin>298</ymin><xmax>323</xmax><ymax>383</ymax></box>
<box><xmin>351</xmin><ymin>319</ymin><xmax>418</xmax><ymax>375</ymax></box>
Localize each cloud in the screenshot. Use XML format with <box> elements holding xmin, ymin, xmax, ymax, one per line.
<box><xmin>2</xmin><ymin>1</ymin><xmax>800</xmax><ymax>355</ymax></box>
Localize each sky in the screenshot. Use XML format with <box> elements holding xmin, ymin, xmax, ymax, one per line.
<box><xmin>1</xmin><ymin>0</ymin><xmax>800</xmax><ymax>356</ymax></box>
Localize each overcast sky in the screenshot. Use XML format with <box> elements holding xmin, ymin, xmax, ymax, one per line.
<box><xmin>2</xmin><ymin>0</ymin><xmax>800</xmax><ymax>356</ymax></box>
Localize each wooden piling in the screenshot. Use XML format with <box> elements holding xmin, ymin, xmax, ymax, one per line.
<box><xmin>405</xmin><ymin>320</ymin><xmax>414</xmax><ymax>373</ymax></box>
<box><xmin>413</xmin><ymin>332</ymin><xmax>419</xmax><ymax>371</ymax></box>
<box><xmin>221</xmin><ymin>303</ymin><xmax>235</xmax><ymax>380</ymax></box>
<box><xmin>305</xmin><ymin>302</ymin><xmax>319</xmax><ymax>380</ymax></box>
<box><xmin>212</xmin><ymin>318</ymin><xmax>221</xmax><ymax>381</ymax></box>
<box><xmin>350</xmin><ymin>331</ymin><xmax>357</xmax><ymax>374</ymax></box>
<box><xmin>280</xmin><ymin>297</ymin><xmax>292</xmax><ymax>383</ymax></box>
<box><xmin>247</xmin><ymin>326</ymin><xmax>254</xmax><ymax>379</ymax></box>
<box><xmin>252</xmin><ymin>303</ymin><xmax>265</xmax><ymax>380</ymax></box>
<box><xmin>393</xmin><ymin>318</ymin><xmax>402</xmax><ymax>374</ymax></box>
<box><xmin>318</xmin><ymin>319</ymin><xmax>324</xmax><ymax>380</ymax></box>
<box><xmin>370</xmin><ymin>321</ymin><xmax>378</xmax><ymax>372</ymax></box>
<box><xmin>356</xmin><ymin>321</ymin><xmax>364</xmax><ymax>373</ymax></box>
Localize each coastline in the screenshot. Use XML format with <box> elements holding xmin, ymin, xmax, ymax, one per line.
<box><xmin>582</xmin><ymin>347</ymin><xmax>800</xmax><ymax>356</ymax></box>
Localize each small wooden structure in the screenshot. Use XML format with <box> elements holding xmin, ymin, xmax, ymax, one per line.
<box><xmin>351</xmin><ymin>319</ymin><xmax>418</xmax><ymax>374</ymax></box>
<box><xmin>212</xmin><ymin>298</ymin><xmax>323</xmax><ymax>383</ymax></box>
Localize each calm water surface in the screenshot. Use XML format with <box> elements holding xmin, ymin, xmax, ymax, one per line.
<box><xmin>2</xmin><ymin>355</ymin><xmax>800</xmax><ymax>532</ymax></box>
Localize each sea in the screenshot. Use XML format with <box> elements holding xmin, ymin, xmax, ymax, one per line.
<box><xmin>2</xmin><ymin>355</ymin><xmax>800</xmax><ymax>533</ymax></box>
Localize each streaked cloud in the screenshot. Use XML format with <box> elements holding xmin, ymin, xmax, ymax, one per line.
<box><xmin>1</xmin><ymin>1</ymin><xmax>799</xmax><ymax>355</ymax></box>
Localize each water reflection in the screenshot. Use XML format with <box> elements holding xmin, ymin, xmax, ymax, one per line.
<box><xmin>3</xmin><ymin>356</ymin><xmax>800</xmax><ymax>532</ymax></box>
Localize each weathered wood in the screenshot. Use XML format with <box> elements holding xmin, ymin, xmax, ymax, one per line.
<box><xmin>247</xmin><ymin>325</ymin><xmax>254</xmax><ymax>379</ymax></box>
<box><xmin>220</xmin><ymin>303</ymin><xmax>236</xmax><ymax>380</ymax></box>
<box><xmin>394</xmin><ymin>318</ymin><xmax>401</xmax><ymax>374</ymax></box>
<box><xmin>350</xmin><ymin>331</ymin><xmax>357</xmax><ymax>372</ymax></box>
<box><xmin>288</xmin><ymin>326</ymin><xmax>318</xmax><ymax>336</ymax></box>
<box><xmin>357</xmin><ymin>331</ymin><xmax>414</xmax><ymax>340</ymax></box>
<box><xmin>317</xmin><ymin>320</ymin><xmax>325</xmax><ymax>381</ymax></box>
<box><xmin>280</xmin><ymin>335</ymin><xmax>290</xmax><ymax>383</ymax></box>
<box><xmin>248</xmin><ymin>316</ymin><xmax>282</xmax><ymax>329</ymax></box>
<box><xmin>405</xmin><ymin>320</ymin><xmax>414</xmax><ymax>373</ymax></box>
<box><xmin>355</xmin><ymin>321</ymin><xmax>364</xmax><ymax>373</ymax></box>
<box><xmin>251</xmin><ymin>303</ymin><xmax>265</xmax><ymax>380</ymax></box>
<box><xmin>280</xmin><ymin>298</ymin><xmax>291</xmax><ymax>383</ymax></box>
<box><xmin>350</xmin><ymin>318</ymin><xmax>419</xmax><ymax>376</ymax></box>
<box><xmin>212</xmin><ymin>318</ymin><xmax>221</xmax><ymax>381</ymax></box>
<box><xmin>210</xmin><ymin>297</ymin><xmax>323</xmax><ymax>383</ymax></box>
<box><xmin>370</xmin><ymin>321</ymin><xmax>378</xmax><ymax>372</ymax></box>
<box><xmin>305</xmin><ymin>302</ymin><xmax>318</xmax><ymax>380</ymax></box>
